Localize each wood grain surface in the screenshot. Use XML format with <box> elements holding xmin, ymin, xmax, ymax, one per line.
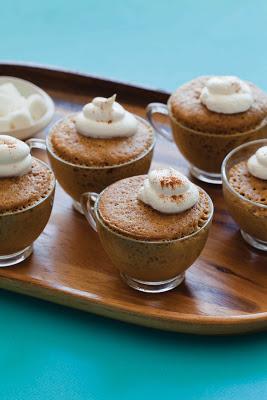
<box><xmin>0</xmin><ymin>63</ymin><xmax>266</xmax><ymax>335</ymax></box>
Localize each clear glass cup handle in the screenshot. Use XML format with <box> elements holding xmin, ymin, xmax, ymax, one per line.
<box><xmin>80</xmin><ymin>192</ymin><xmax>99</xmax><ymax>232</ymax></box>
<box><xmin>26</xmin><ymin>138</ymin><xmax>47</xmax><ymax>151</ymax></box>
<box><xmin>146</xmin><ymin>103</ymin><xmax>173</xmax><ymax>142</ymax></box>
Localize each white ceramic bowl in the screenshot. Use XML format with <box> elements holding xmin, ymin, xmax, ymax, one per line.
<box><xmin>0</xmin><ymin>76</ymin><xmax>55</xmax><ymax>140</ymax></box>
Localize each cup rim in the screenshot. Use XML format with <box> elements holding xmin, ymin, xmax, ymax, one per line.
<box><xmin>0</xmin><ymin>157</ymin><xmax>56</xmax><ymax>217</ymax></box>
<box><xmin>93</xmin><ymin>183</ymin><xmax>214</xmax><ymax>244</ymax></box>
<box><xmin>46</xmin><ymin>114</ymin><xmax>156</xmax><ymax>170</ymax></box>
<box><xmin>166</xmin><ymin>98</ymin><xmax>267</xmax><ymax>137</ymax></box>
<box><xmin>221</xmin><ymin>138</ymin><xmax>267</xmax><ymax>210</ymax></box>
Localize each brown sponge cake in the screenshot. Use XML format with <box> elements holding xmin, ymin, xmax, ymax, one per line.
<box><xmin>229</xmin><ymin>160</ymin><xmax>267</xmax><ymax>205</ymax></box>
<box><xmin>98</xmin><ymin>175</ymin><xmax>212</xmax><ymax>241</ymax></box>
<box><xmin>169</xmin><ymin>76</ymin><xmax>267</xmax><ymax>134</ymax></box>
<box><xmin>49</xmin><ymin>116</ymin><xmax>154</xmax><ymax>167</ymax></box>
<box><xmin>0</xmin><ymin>159</ymin><xmax>54</xmax><ymax>214</ymax></box>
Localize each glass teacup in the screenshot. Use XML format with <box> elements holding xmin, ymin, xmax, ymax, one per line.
<box><xmin>80</xmin><ymin>189</ymin><xmax>214</xmax><ymax>293</ymax></box>
<box><xmin>30</xmin><ymin>116</ymin><xmax>155</xmax><ymax>214</ymax></box>
<box><xmin>222</xmin><ymin>138</ymin><xmax>267</xmax><ymax>251</ymax></box>
<box><xmin>0</xmin><ymin>143</ymin><xmax>55</xmax><ymax>267</ymax></box>
<box><xmin>147</xmin><ymin>102</ymin><xmax>267</xmax><ymax>185</ymax></box>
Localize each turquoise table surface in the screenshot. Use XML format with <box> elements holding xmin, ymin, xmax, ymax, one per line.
<box><xmin>1</xmin><ymin>1</ymin><xmax>267</xmax><ymax>399</ymax></box>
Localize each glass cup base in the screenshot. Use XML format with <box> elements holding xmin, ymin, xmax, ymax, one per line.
<box><xmin>241</xmin><ymin>230</ymin><xmax>267</xmax><ymax>251</ymax></box>
<box><xmin>120</xmin><ymin>272</ymin><xmax>185</xmax><ymax>293</ymax></box>
<box><xmin>0</xmin><ymin>245</ymin><xmax>33</xmax><ymax>267</ymax></box>
<box><xmin>72</xmin><ymin>200</ymin><xmax>84</xmax><ymax>215</ymax></box>
<box><xmin>190</xmin><ymin>166</ymin><xmax>222</xmax><ymax>185</ymax></box>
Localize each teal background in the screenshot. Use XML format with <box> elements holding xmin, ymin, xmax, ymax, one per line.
<box><xmin>1</xmin><ymin>1</ymin><xmax>267</xmax><ymax>398</ymax></box>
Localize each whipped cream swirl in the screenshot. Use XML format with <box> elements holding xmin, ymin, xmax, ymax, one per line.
<box><xmin>75</xmin><ymin>94</ymin><xmax>138</xmax><ymax>138</ymax></box>
<box><xmin>0</xmin><ymin>135</ymin><xmax>32</xmax><ymax>178</ymax></box>
<box><xmin>247</xmin><ymin>146</ymin><xmax>267</xmax><ymax>180</ymax></box>
<box><xmin>0</xmin><ymin>82</ymin><xmax>47</xmax><ymax>132</ymax></box>
<box><xmin>200</xmin><ymin>76</ymin><xmax>253</xmax><ymax>114</ymax></box>
<box><xmin>138</xmin><ymin>167</ymin><xmax>199</xmax><ymax>214</ymax></box>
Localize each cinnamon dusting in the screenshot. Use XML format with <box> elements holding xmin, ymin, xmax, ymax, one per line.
<box><xmin>160</xmin><ymin>176</ymin><xmax>184</xmax><ymax>189</ymax></box>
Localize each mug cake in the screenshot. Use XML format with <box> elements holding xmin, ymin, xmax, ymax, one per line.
<box><xmin>0</xmin><ymin>135</ymin><xmax>55</xmax><ymax>266</ymax></box>
<box><xmin>81</xmin><ymin>167</ymin><xmax>213</xmax><ymax>292</ymax></box>
<box><xmin>147</xmin><ymin>76</ymin><xmax>267</xmax><ymax>184</ymax></box>
<box><xmin>47</xmin><ymin>94</ymin><xmax>155</xmax><ymax>213</ymax></box>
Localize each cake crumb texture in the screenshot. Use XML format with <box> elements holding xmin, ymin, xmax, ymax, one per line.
<box><xmin>170</xmin><ymin>76</ymin><xmax>267</xmax><ymax>134</ymax></box>
<box><xmin>98</xmin><ymin>175</ymin><xmax>211</xmax><ymax>241</ymax></box>
<box><xmin>0</xmin><ymin>159</ymin><xmax>54</xmax><ymax>214</ymax></box>
<box><xmin>49</xmin><ymin>116</ymin><xmax>154</xmax><ymax>167</ymax></box>
<box><xmin>229</xmin><ymin>160</ymin><xmax>267</xmax><ymax>205</ymax></box>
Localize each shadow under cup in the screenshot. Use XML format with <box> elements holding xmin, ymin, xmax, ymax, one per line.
<box><xmin>81</xmin><ymin>191</ymin><xmax>214</xmax><ymax>293</ymax></box>
<box><xmin>222</xmin><ymin>138</ymin><xmax>267</xmax><ymax>251</ymax></box>
<box><xmin>146</xmin><ymin>102</ymin><xmax>267</xmax><ymax>185</ymax></box>
<box><xmin>46</xmin><ymin>116</ymin><xmax>155</xmax><ymax>214</ymax></box>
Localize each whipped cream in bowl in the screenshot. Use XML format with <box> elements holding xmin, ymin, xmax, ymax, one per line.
<box><xmin>248</xmin><ymin>146</ymin><xmax>267</xmax><ymax>180</ymax></box>
<box><xmin>0</xmin><ymin>135</ymin><xmax>32</xmax><ymax>178</ymax></box>
<box><xmin>0</xmin><ymin>76</ymin><xmax>55</xmax><ymax>140</ymax></box>
<box><xmin>200</xmin><ymin>76</ymin><xmax>253</xmax><ymax>114</ymax></box>
<box><xmin>138</xmin><ymin>167</ymin><xmax>199</xmax><ymax>214</ymax></box>
<box><xmin>75</xmin><ymin>94</ymin><xmax>138</xmax><ymax>138</ymax></box>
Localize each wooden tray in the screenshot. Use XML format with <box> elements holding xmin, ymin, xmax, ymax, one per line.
<box><xmin>0</xmin><ymin>62</ymin><xmax>266</xmax><ymax>335</ymax></box>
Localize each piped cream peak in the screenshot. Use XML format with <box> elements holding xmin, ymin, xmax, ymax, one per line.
<box><xmin>75</xmin><ymin>95</ymin><xmax>138</xmax><ymax>138</ymax></box>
